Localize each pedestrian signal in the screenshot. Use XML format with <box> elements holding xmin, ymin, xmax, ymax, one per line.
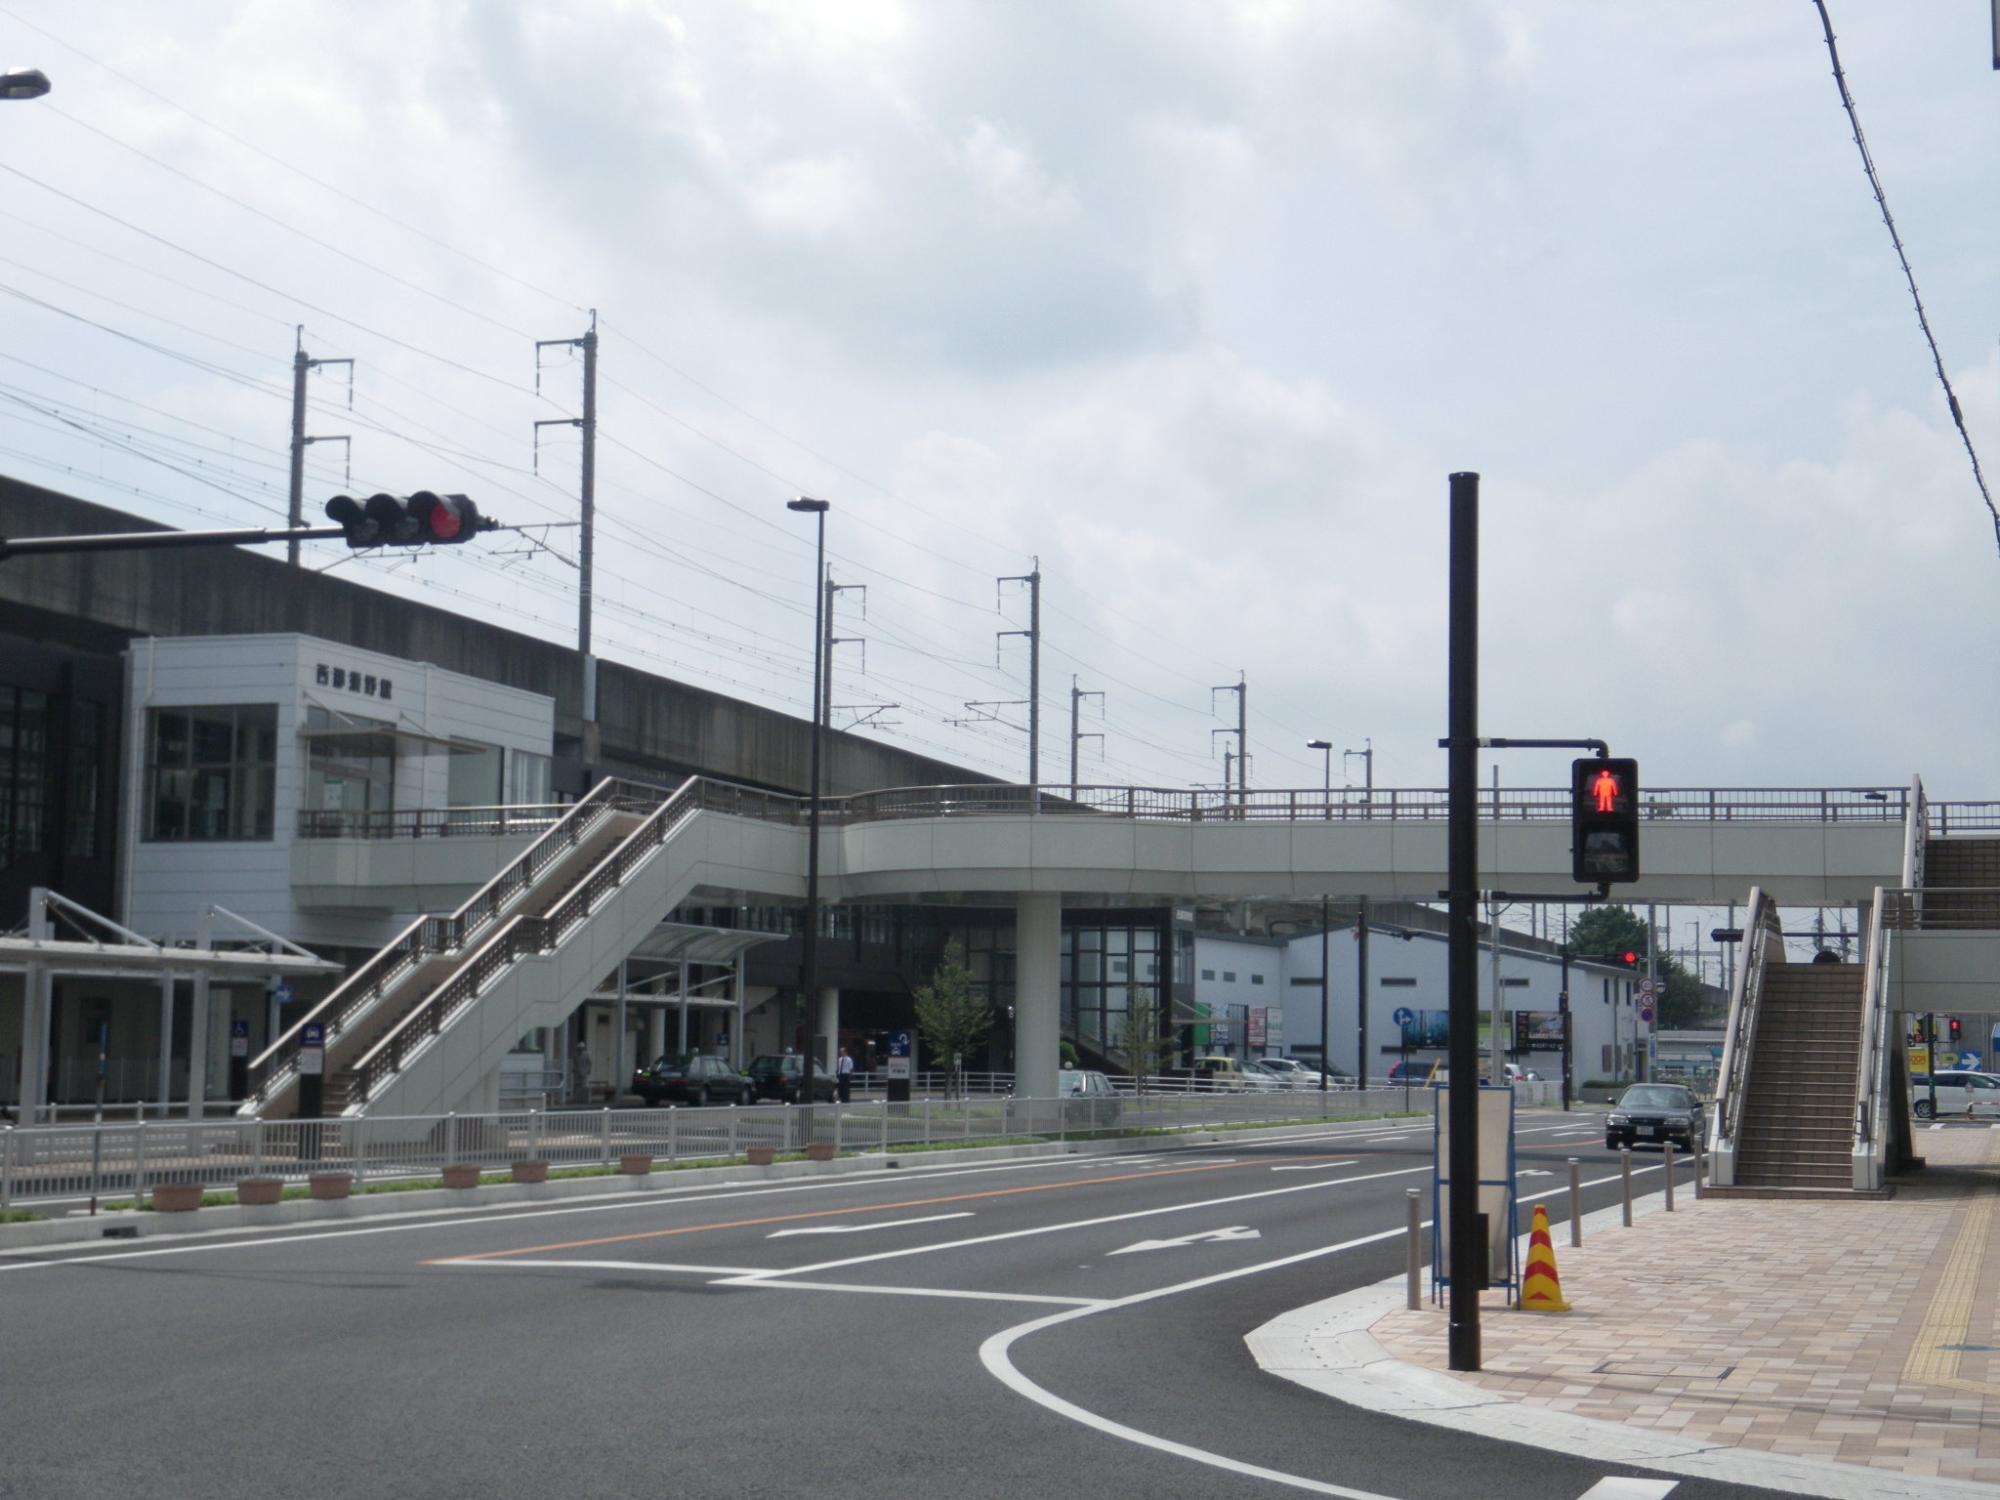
<box><xmin>1571</xmin><ymin>756</ymin><xmax>1640</xmax><ymax>885</ymax></box>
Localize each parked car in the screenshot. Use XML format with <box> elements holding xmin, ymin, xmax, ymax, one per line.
<box><xmin>1386</xmin><ymin>1060</ymin><xmax>1442</xmax><ymax>1086</ymax></box>
<box><xmin>633</xmin><ymin>1053</ymin><xmax>757</xmax><ymax>1108</ymax></box>
<box><xmin>1059</xmin><ymin>1068</ymin><xmax>1122</xmax><ymax>1127</ymax></box>
<box><xmin>1189</xmin><ymin>1055</ymin><xmax>1280</xmax><ymax>1091</ymax></box>
<box><xmin>1604</xmin><ymin>1083</ymin><xmax>1704</xmax><ymax>1151</ymax></box>
<box><xmin>1909</xmin><ymin>1071</ymin><xmax>2000</xmax><ymax>1120</ymax></box>
<box><xmin>747</xmin><ymin>1053</ymin><xmax>836</xmax><ymax>1104</ymax></box>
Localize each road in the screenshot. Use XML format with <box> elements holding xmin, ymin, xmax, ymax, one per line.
<box><xmin>0</xmin><ymin>1108</ymin><xmax>1782</xmax><ymax>1500</ymax></box>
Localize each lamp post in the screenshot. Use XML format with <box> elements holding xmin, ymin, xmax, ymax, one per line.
<box><xmin>1307</xmin><ymin>739</ymin><xmax>1333</xmax><ymax>1090</ymax></box>
<box><xmin>787</xmin><ymin>496</ymin><xmax>830</xmax><ymax>1124</ymax></box>
<box><xmin>0</xmin><ymin>68</ymin><xmax>50</xmax><ymax>100</ymax></box>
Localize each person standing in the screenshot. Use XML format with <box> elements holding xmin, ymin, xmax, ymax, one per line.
<box><xmin>570</xmin><ymin>1037</ymin><xmax>592</xmax><ymax>1106</ymax></box>
<box><xmin>836</xmin><ymin>1045</ymin><xmax>854</xmax><ymax>1104</ymax></box>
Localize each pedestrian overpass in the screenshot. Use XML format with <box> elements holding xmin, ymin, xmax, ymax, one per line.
<box><xmin>241</xmin><ymin>774</ymin><xmax>1996</xmax><ymax>1199</ymax></box>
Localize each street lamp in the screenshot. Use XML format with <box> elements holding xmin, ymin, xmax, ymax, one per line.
<box><xmin>0</xmin><ymin>68</ymin><xmax>50</xmax><ymax>100</ymax></box>
<box><xmin>1307</xmin><ymin>740</ymin><xmax>1333</xmax><ymax>1090</ymax></box>
<box><xmin>787</xmin><ymin>495</ymin><xmax>830</xmax><ymax>1128</ymax></box>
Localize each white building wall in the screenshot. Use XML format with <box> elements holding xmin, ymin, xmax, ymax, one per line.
<box><xmin>1189</xmin><ymin>935</ymin><xmax>1285</xmax><ymax>1049</ymax></box>
<box><xmin>122</xmin><ymin>634</ymin><xmax>555</xmax><ymax>947</ymax></box>
<box><xmin>1269</xmin><ymin>924</ymin><xmax>1646</xmax><ymax>1084</ymax></box>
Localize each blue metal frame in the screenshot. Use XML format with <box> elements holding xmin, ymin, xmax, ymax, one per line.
<box><xmin>1430</xmin><ymin>1082</ymin><xmax>1519</xmax><ymax>1301</ymax></box>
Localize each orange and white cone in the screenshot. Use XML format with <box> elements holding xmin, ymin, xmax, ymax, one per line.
<box><xmin>1521</xmin><ymin>1203</ymin><xmax>1570</xmax><ymax>1313</ymax></box>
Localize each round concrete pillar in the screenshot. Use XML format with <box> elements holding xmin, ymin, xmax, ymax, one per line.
<box><xmin>1015</xmin><ymin>894</ymin><xmax>1062</xmax><ymax>1099</ymax></box>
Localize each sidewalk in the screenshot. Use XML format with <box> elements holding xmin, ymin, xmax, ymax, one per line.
<box><xmin>1267</xmin><ymin>1128</ymin><xmax>2000</xmax><ymax>1495</ymax></box>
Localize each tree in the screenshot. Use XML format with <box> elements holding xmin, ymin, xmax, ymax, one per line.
<box><xmin>1119</xmin><ymin>992</ymin><xmax>1177</xmax><ymax>1094</ymax></box>
<box><xmin>1567</xmin><ymin>906</ymin><xmax>1714</xmax><ymax>1029</ymax></box>
<box><xmin>912</xmin><ymin>940</ymin><xmax>992</xmax><ymax>1098</ymax></box>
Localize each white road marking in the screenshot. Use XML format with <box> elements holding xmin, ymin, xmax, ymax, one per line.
<box><xmin>1269</xmin><ymin>1160</ymin><xmax>1359</xmax><ymax>1172</ymax></box>
<box><xmin>443</xmin><ymin>1258</ymin><xmax>1101</xmax><ymax>1308</ymax></box>
<box><xmin>436</xmin><ymin>1258</ymin><xmax>761</xmax><ymax>1275</ymax></box>
<box><xmin>767</xmin><ymin>1211</ymin><xmax>973</xmax><ymax>1238</ymax></box>
<box><xmin>1517</xmin><ymin>1170</ymin><xmax>1554</xmax><ymax>1178</ymax></box>
<box><xmin>1108</xmin><ymin>1226</ymin><xmax>1260</xmax><ymax>1256</ymax></box>
<box><xmin>1575</xmin><ymin>1478</ymin><xmax>1678</xmax><ymax>1499</ymax></box>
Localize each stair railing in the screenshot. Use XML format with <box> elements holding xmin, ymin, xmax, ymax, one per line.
<box><xmin>1852</xmin><ymin>885</ymin><xmax>1894</xmax><ymax>1190</ymax></box>
<box><xmin>1709</xmin><ymin>886</ymin><xmax>1782</xmax><ymax>1186</ymax></box>
<box><xmin>241</xmin><ymin>775</ymin><xmax>663</xmax><ymax>1111</ymax></box>
<box><xmin>350</xmin><ymin>778</ymin><xmax>709</xmax><ymax>1107</ymax></box>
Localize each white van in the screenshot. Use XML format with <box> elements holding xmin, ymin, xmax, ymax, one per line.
<box><xmin>1910</xmin><ymin>1071</ymin><xmax>2000</xmax><ymax>1120</ymax></box>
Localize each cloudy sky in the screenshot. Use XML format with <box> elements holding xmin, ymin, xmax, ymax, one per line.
<box><xmin>3</xmin><ymin>2</ymin><xmax>1997</xmax><ymax>810</ymax></box>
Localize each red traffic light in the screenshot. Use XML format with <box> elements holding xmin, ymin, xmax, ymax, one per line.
<box><xmin>409</xmin><ymin>491</ymin><xmax>481</xmax><ymax>544</ymax></box>
<box><xmin>1950</xmin><ymin>1017</ymin><xmax>1963</xmax><ymax>1041</ymax></box>
<box><xmin>324</xmin><ymin>491</ymin><xmax>483</xmax><ymax>548</ymax></box>
<box><xmin>1621</xmin><ymin>950</ymin><xmax>1639</xmax><ymax>968</ymax></box>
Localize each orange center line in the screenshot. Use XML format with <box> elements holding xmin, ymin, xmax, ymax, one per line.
<box><xmin>424</xmin><ymin>1155</ymin><xmax>1357</xmax><ymax>1264</ymax></box>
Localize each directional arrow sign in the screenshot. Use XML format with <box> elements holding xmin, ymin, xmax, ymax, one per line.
<box><xmin>767</xmin><ymin>1212</ymin><xmax>972</xmax><ymax>1239</ymax></box>
<box><xmin>1107</xmin><ymin>1226</ymin><xmax>1261</xmax><ymax>1256</ymax></box>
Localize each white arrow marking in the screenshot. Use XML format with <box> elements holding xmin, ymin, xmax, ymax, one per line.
<box><xmin>768</xmin><ymin>1212</ymin><xmax>973</xmax><ymax>1239</ymax></box>
<box><xmin>1269</xmin><ymin>1160</ymin><xmax>1358</xmax><ymax>1172</ymax></box>
<box><xmin>1574</xmin><ymin>1477</ymin><xmax>1677</xmax><ymax>1499</ymax></box>
<box><xmin>1108</xmin><ymin>1226</ymin><xmax>1261</xmax><ymax>1256</ymax></box>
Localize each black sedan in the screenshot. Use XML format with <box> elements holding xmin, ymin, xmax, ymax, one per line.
<box><xmin>1605</xmin><ymin>1083</ymin><xmax>1704</xmax><ymax>1151</ymax></box>
<box><xmin>633</xmin><ymin>1053</ymin><xmax>758</xmax><ymax>1108</ymax></box>
<box><xmin>747</xmin><ymin>1053</ymin><xmax>835</xmax><ymax>1104</ymax></box>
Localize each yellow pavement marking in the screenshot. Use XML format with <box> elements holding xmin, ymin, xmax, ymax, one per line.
<box><xmin>1903</xmin><ymin>1130</ymin><xmax>2000</xmax><ymax>1396</ymax></box>
<box><xmin>423</xmin><ymin>1154</ymin><xmax>1354</xmax><ymax>1264</ymax></box>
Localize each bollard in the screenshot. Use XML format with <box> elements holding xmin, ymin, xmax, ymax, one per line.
<box><xmin>1663</xmin><ymin>1142</ymin><xmax>1676</xmax><ymax>1211</ymax></box>
<box><xmin>1405</xmin><ymin>1187</ymin><xmax>1422</xmax><ymax>1310</ymax></box>
<box><xmin>1568</xmin><ymin>1157</ymin><xmax>1583</xmax><ymax>1248</ymax></box>
<box><xmin>1694</xmin><ymin>1139</ymin><xmax>1705</xmax><ymax>1200</ymax></box>
<box><xmin>1620</xmin><ymin>1148</ymin><xmax>1633</xmax><ymax>1227</ymax></box>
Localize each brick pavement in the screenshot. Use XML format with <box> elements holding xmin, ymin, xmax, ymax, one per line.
<box><xmin>1369</xmin><ymin>1128</ymin><xmax>2000</xmax><ymax>1485</ymax></box>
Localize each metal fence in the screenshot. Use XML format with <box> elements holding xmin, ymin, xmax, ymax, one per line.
<box><xmin>0</xmin><ymin>1088</ymin><xmax>1430</xmax><ymax>1209</ymax></box>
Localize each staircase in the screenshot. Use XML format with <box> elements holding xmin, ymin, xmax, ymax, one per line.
<box><xmin>242</xmin><ymin>777</ymin><xmax>675</xmax><ymax>1120</ymax></box>
<box><xmin>1921</xmin><ymin>837</ymin><xmax>2000</xmax><ymax>926</ymax></box>
<box><xmin>1730</xmin><ymin>964</ymin><xmax>1864</xmax><ymax>1190</ymax></box>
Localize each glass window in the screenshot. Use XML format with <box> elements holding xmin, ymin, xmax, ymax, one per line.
<box><xmin>506</xmin><ymin>748</ymin><xmax>553</xmax><ymax>805</ymax></box>
<box><xmin>449</xmin><ymin>741</ymin><xmax>503</xmax><ymax>806</ymax></box>
<box><xmin>1223</xmin><ymin>971</ymin><xmax>1236</xmax><ymax>983</ymax></box>
<box><xmin>1252</xmin><ymin>973</ymin><xmax>1265</xmax><ymax>985</ymax></box>
<box><xmin>305</xmin><ymin>707</ymin><xmax>394</xmax><ymax>823</ymax></box>
<box><xmin>145</xmin><ymin>704</ymin><xmax>277</xmax><ymax>841</ymax></box>
<box><xmin>66</xmin><ymin>700</ymin><xmax>102</xmax><ymax>858</ymax></box>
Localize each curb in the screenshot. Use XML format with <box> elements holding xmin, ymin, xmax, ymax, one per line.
<box><xmin>0</xmin><ymin>1118</ymin><xmax>1350</xmax><ymax>1255</ymax></box>
<box><xmin>1246</xmin><ymin>1192</ymin><xmax>1993</xmax><ymax>1500</ymax></box>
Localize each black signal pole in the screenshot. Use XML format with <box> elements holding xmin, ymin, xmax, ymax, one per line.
<box><xmin>1446</xmin><ymin>470</ymin><xmax>1482</xmax><ymax>1373</ymax></box>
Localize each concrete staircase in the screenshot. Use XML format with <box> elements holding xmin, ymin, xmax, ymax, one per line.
<box><xmin>1731</xmin><ymin>964</ymin><xmax>1863</xmax><ymax>1190</ymax></box>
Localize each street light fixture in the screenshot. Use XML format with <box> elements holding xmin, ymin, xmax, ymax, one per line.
<box><xmin>787</xmin><ymin>496</ymin><xmax>830</xmax><ymax>1129</ymax></box>
<box><xmin>0</xmin><ymin>68</ymin><xmax>51</xmax><ymax>100</ymax></box>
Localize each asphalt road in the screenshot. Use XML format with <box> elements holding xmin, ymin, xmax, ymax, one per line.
<box><xmin>0</xmin><ymin>1109</ymin><xmax>1789</xmax><ymax>1500</ymax></box>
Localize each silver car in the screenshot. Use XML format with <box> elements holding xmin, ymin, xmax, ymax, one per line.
<box><xmin>1910</xmin><ymin>1071</ymin><xmax>2000</xmax><ymax>1120</ymax></box>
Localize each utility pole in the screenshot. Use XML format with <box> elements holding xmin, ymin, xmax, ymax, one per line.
<box><xmin>535</xmin><ymin>311</ymin><xmax>599</xmax><ymax>768</ymax></box>
<box><xmin>1344</xmin><ymin>740</ymin><xmax>1374</xmax><ymax>809</ymax></box>
<box><xmin>286</xmin><ymin>327</ymin><xmax>352</xmax><ymax>568</ymax></box>
<box><xmin>1444</xmin><ymin>469</ymin><xmax>1481</xmax><ymax>1373</ymax></box>
<box><xmin>998</xmin><ymin>562</ymin><xmax>1042</xmax><ymax>793</ymax></box>
<box><xmin>822</xmin><ymin>578</ymin><xmax>868</xmax><ymax>729</ymax></box>
<box><xmin>1489</xmin><ymin>767</ymin><xmax>1504</xmax><ymax>1085</ymax></box>
<box><xmin>1342</xmin><ymin>741</ymin><xmax>1373</xmax><ymax>1082</ymax></box>
<box><xmin>1211</xmin><ymin>676</ymin><xmax>1246</xmax><ymax>810</ymax></box>
<box><xmin>1069</xmin><ymin>678</ymin><xmax>1104</xmax><ymax>798</ymax></box>
<box><xmin>1309</xmin><ymin>739</ymin><xmax>1334</xmax><ymax>1089</ymax></box>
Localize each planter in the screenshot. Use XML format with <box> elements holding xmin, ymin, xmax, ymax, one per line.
<box><xmin>235</xmin><ymin>1177</ymin><xmax>283</xmax><ymax>1207</ymax></box>
<box><xmin>746</xmin><ymin>1145</ymin><xmax>776</xmax><ymax>1167</ymax></box>
<box><xmin>441</xmin><ymin>1164</ymin><xmax>481</xmax><ymax>1190</ymax></box>
<box><xmin>308</xmin><ymin>1173</ymin><xmax>353</xmax><ymax>1201</ymax></box>
<box><xmin>805</xmin><ymin>1142</ymin><xmax>836</xmax><ymax>1163</ymax></box>
<box><xmin>618</xmin><ymin>1154</ymin><xmax>653</xmax><ymax>1177</ymax></box>
<box><xmin>152</xmin><ymin>1183</ymin><xmax>203</xmax><ymax>1213</ymax></box>
<box><xmin>510</xmin><ymin>1160</ymin><xmax>549</xmax><ymax>1184</ymax></box>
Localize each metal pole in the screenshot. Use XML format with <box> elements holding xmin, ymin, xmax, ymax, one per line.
<box><xmin>1567</xmin><ymin>1157</ymin><xmax>1582</xmax><ymax>1247</ymax></box>
<box><xmin>1620</xmin><ymin>1147</ymin><xmax>1633</xmax><ymax>1227</ymax></box>
<box><xmin>1406</xmin><ymin>1187</ymin><xmax>1423</xmax><ymax>1310</ymax></box>
<box><xmin>1445</xmin><ymin>470</ymin><xmax>1482</xmax><ymax>1373</ymax></box>
<box><xmin>1028</xmin><ymin>564</ymin><xmax>1041</xmax><ymax>796</ymax></box>
<box><xmin>1559</xmin><ymin>910</ymin><xmax>1572</xmax><ymax>1111</ymax></box>
<box><xmin>1317</xmin><ymin>741</ymin><xmax>1331</xmax><ymax>1090</ymax></box>
<box><xmin>1664</xmin><ymin>1142</ymin><xmax>1676</xmax><ymax>1211</ymax></box>
<box><xmin>1357</xmin><ymin>896</ymin><xmax>1369</xmax><ymax>1087</ymax></box>
<box><xmin>614</xmin><ymin>959</ymin><xmax>628</xmax><ymax>1103</ymax></box>
<box><xmin>794</xmin><ymin>498</ymin><xmax>829</xmax><ymax>1145</ymax></box>
<box><xmin>1236</xmin><ymin>674</ymin><xmax>1248</xmax><ymax>808</ymax></box>
<box><xmin>287</xmin><ymin>335</ymin><xmax>307</xmax><ymax>567</ymax></box>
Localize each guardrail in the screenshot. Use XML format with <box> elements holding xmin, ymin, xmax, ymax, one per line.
<box><xmin>296</xmin><ymin>804</ymin><xmax>570</xmax><ymax>839</ymax></box>
<box><xmin>0</xmin><ymin>1088</ymin><xmax>1433</xmax><ymax>1208</ymax></box>
<box><xmin>1710</xmin><ymin>886</ymin><xmax>1782</xmax><ymax>1185</ymax></box>
<box><xmin>1854</xmin><ymin>886</ymin><xmax>1894</xmax><ymax>1190</ymax></box>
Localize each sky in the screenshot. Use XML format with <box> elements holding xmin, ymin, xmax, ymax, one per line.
<box><xmin>2</xmin><ymin>1</ymin><xmax>1997</xmax><ymax>825</ymax></box>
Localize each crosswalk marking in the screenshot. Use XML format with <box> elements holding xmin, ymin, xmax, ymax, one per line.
<box><xmin>1574</xmin><ymin>1477</ymin><xmax>1677</xmax><ymax>1499</ymax></box>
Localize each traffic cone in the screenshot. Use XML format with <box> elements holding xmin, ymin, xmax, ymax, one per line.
<box><xmin>1520</xmin><ymin>1203</ymin><xmax>1570</xmax><ymax>1313</ymax></box>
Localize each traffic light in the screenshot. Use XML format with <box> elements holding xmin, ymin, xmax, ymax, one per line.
<box><xmin>1950</xmin><ymin>1017</ymin><xmax>1962</xmax><ymax>1043</ymax></box>
<box><xmin>1619</xmin><ymin>950</ymin><xmax>1640</xmax><ymax>969</ymax></box>
<box><xmin>1571</xmin><ymin>756</ymin><xmax>1640</xmax><ymax>885</ymax></box>
<box><xmin>324</xmin><ymin>491</ymin><xmax>484</xmax><ymax>548</ymax></box>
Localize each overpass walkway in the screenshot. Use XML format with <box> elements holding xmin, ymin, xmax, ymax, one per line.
<box><xmin>252</xmin><ymin>775</ymin><xmax>1984</xmax><ymax>1121</ymax></box>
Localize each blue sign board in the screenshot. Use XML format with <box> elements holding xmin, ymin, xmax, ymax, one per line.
<box><xmin>302</xmin><ymin>1022</ymin><xmax>324</xmax><ymax>1048</ymax></box>
<box><xmin>1392</xmin><ymin>1006</ymin><xmax>1415</xmax><ymax>1028</ymax></box>
<box><xmin>888</xmin><ymin>1030</ymin><xmax>913</xmax><ymax>1059</ymax></box>
<box><xmin>273</xmin><ymin>982</ymin><xmax>294</xmax><ymax>1006</ymax></box>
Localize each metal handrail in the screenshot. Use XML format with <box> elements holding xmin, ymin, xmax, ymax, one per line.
<box><xmin>1711</xmin><ymin>887</ymin><xmax>1781</xmax><ymax>1159</ymax></box>
<box><xmin>243</xmin><ymin>777</ymin><xmax>657</xmax><ymax>1106</ymax></box>
<box><xmin>1879</xmin><ymin>886</ymin><xmax>2000</xmax><ymax>930</ymax></box>
<box><xmin>1854</xmin><ymin>887</ymin><xmax>1890</xmax><ymax>1154</ymax></box>
<box><xmin>350</xmin><ymin>779</ymin><xmax>706</xmax><ymax>1106</ymax></box>
<box><xmin>296</xmin><ymin>804</ymin><xmax>570</xmax><ymax>839</ymax></box>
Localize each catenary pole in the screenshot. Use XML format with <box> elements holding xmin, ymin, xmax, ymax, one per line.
<box><xmin>1446</xmin><ymin>470</ymin><xmax>1482</xmax><ymax>1373</ymax></box>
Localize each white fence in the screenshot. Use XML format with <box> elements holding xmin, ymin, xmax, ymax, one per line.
<box><xmin>0</xmin><ymin>1087</ymin><xmax>1437</xmax><ymax>1208</ymax></box>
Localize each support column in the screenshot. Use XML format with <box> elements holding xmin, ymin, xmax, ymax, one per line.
<box><xmin>185</xmin><ymin>973</ymin><xmax>212</xmax><ymax>1119</ymax></box>
<box><xmin>677</xmin><ymin>960</ymin><xmax>690</xmax><ymax>1056</ymax></box>
<box><xmin>734</xmin><ymin>957</ymin><xmax>749</xmax><ymax>1070</ymax></box>
<box><xmin>157</xmin><ymin>973</ymin><xmax>176</xmax><ymax>1111</ymax></box>
<box><xmin>20</xmin><ymin>963</ymin><xmax>51</xmax><ymax>1123</ymax></box>
<box><xmin>816</xmin><ymin>987</ymin><xmax>840</xmax><ymax>1070</ymax></box>
<box><xmin>1015</xmin><ymin>893</ymin><xmax>1061</xmax><ymax>1099</ymax></box>
<box><xmin>648</xmin><ymin>1004</ymin><xmax>667</xmax><ymax>1065</ymax></box>
<box><xmin>613</xmin><ymin>961</ymin><xmax>628</xmax><ymax>1098</ymax></box>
